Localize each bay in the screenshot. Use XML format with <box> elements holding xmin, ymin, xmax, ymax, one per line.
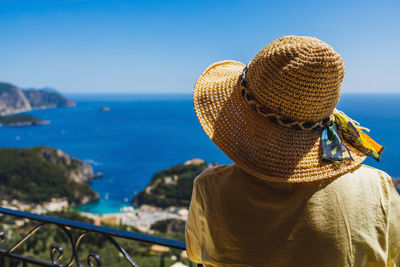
<box><xmin>0</xmin><ymin>93</ymin><xmax>398</xmax><ymax>213</ymax></box>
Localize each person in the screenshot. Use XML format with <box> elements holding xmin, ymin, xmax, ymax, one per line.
<box><xmin>185</xmin><ymin>36</ymin><xmax>400</xmax><ymax>267</ymax></box>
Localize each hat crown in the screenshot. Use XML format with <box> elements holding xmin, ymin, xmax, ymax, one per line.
<box><xmin>245</xmin><ymin>36</ymin><xmax>345</xmax><ymax>122</ymax></box>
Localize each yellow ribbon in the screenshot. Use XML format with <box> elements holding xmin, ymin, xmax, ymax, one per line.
<box><xmin>333</xmin><ymin>109</ymin><xmax>384</xmax><ymax>161</ymax></box>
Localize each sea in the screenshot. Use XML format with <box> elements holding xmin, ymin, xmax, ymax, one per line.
<box><xmin>0</xmin><ymin>94</ymin><xmax>399</xmax><ymax>214</ymax></box>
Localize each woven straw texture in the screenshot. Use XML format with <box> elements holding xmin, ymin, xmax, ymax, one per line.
<box><xmin>193</xmin><ymin>36</ymin><xmax>366</xmax><ymax>183</ymax></box>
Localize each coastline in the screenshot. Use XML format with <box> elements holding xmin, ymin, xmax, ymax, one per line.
<box><xmin>1</xmin><ymin>95</ymin><xmax>398</xmax><ymax>214</ymax></box>
<box><xmin>3</xmin><ymin>196</ymin><xmax>187</xmax><ymax>234</ymax></box>
<box><xmin>74</xmin><ymin>198</ymin><xmax>131</xmax><ymax>214</ymax></box>
<box><xmin>76</xmin><ymin>204</ymin><xmax>188</xmax><ymax>233</ymax></box>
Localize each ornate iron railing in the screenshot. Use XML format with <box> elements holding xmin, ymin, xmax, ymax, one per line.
<box><xmin>0</xmin><ymin>207</ymin><xmax>202</xmax><ymax>267</ymax></box>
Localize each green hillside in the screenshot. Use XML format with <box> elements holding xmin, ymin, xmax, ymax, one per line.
<box><xmin>133</xmin><ymin>160</ymin><xmax>209</xmax><ymax>208</ymax></box>
<box><xmin>0</xmin><ymin>147</ymin><xmax>98</xmax><ymax>205</ymax></box>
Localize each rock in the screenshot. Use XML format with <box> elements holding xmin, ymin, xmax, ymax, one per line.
<box><xmin>100</xmin><ymin>107</ymin><xmax>110</xmax><ymax>112</ymax></box>
<box><xmin>0</xmin><ymin>83</ymin><xmax>32</xmax><ymax>115</ymax></box>
<box><xmin>0</xmin><ymin>82</ymin><xmax>75</xmax><ymax>116</ymax></box>
<box><xmin>39</xmin><ymin>147</ymin><xmax>95</xmax><ymax>184</ymax></box>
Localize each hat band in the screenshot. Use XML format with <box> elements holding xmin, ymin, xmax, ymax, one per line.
<box><xmin>238</xmin><ymin>67</ymin><xmax>383</xmax><ymax>163</ymax></box>
<box><xmin>239</xmin><ymin>78</ymin><xmax>384</xmax><ymax>162</ymax></box>
<box><xmin>238</xmin><ymin>73</ymin><xmax>333</xmax><ymax>131</ymax></box>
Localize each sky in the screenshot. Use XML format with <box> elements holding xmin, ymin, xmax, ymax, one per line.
<box><xmin>0</xmin><ymin>0</ymin><xmax>399</xmax><ymax>94</ymax></box>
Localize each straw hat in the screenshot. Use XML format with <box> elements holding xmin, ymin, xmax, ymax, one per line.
<box><xmin>193</xmin><ymin>36</ymin><xmax>367</xmax><ymax>183</ymax></box>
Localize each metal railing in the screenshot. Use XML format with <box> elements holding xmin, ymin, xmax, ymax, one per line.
<box><xmin>0</xmin><ymin>207</ymin><xmax>202</xmax><ymax>267</ymax></box>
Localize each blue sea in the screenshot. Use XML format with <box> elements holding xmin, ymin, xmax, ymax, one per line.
<box><xmin>0</xmin><ymin>94</ymin><xmax>399</xmax><ymax>213</ymax></box>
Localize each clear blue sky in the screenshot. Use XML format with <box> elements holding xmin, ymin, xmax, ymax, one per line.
<box><xmin>0</xmin><ymin>0</ymin><xmax>399</xmax><ymax>93</ymax></box>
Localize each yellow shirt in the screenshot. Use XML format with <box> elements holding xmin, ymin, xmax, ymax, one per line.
<box><xmin>185</xmin><ymin>164</ymin><xmax>400</xmax><ymax>267</ymax></box>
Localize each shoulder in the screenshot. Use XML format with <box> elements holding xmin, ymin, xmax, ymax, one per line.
<box><xmin>358</xmin><ymin>164</ymin><xmax>391</xmax><ymax>177</ymax></box>
<box><xmin>359</xmin><ymin>163</ymin><xmax>400</xmax><ymax>192</ymax></box>
<box><xmin>194</xmin><ymin>164</ymin><xmax>236</xmax><ymax>185</ymax></box>
<box><xmin>332</xmin><ymin>164</ymin><xmax>396</xmax><ymax>203</ymax></box>
<box><xmin>193</xmin><ymin>164</ymin><xmax>257</xmax><ymax>197</ymax></box>
<box><xmin>351</xmin><ymin>164</ymin><xmax>393</xmax><ymax>186</ymax></box>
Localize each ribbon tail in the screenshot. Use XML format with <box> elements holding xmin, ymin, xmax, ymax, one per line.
<box><xmin>333</xmin><ymin>111</ymin><xmax>384</xmax><ymax>162</ymax></box>
<box><xmin>358</xmin><ymin>131</ymin><xmax>385</xmax><ymax>161</ymax></box>
<box><xmin>321</xmin><ymin>123</ymin><xmax>353</xmax><ymax>163</ymax></box>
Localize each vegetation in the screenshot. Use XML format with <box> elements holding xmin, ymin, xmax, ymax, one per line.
<box><xmin>133</xmin><ymin>162</ymin><xmax>209</xmax><ymax>208</ymax></box>
<box><xmin>0</xmin><ymin>113</ymin><xmax>42</xmax><ymax>126</ymax></box>
<box><xmin>0</xmin><ymin>210</ymin><xmax>195</xmax><ymax>267</ymax></box>
<box><xmin>0</xmin><ymin>150</ymin><xmax>206</xmax><ymax>265</ymax></box>
<box><xmin>0</xmin><ymin>147</ymin><xmax>97</xmax><ymax>205</ymax></box>
<box><xmin>151</xmin><ymin>218</ymin><xmax>186</xmax><ymax>234</ymax></box>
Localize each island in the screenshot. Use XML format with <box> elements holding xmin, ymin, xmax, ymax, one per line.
<box><xmin>0</xmin><ymin>82</ymin><xmax>75</xmax><ymax>126</ymax></box>
<box><xmin>0</xmin><ymin>113</ymin><xmax>48</xmax><ymax>126</ymax></box>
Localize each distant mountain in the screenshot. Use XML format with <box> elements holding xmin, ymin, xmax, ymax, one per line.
<box><xmin>23</xmin><ymin>88</ymin><xmax>75</xmax><ymax>109</ymax></box>
<box><xmin>0</xmin><ymin>82</ymin><xmax>75</xmax><ymax>115</ymax></box>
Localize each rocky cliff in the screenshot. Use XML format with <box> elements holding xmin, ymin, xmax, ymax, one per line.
<box><xmin>39</xmin><ymin>147</ymin><xmax>95</xmax><ymax>184</ymax></box>
<box><xmin>0</xmin><ymin>146</ymin><xmax>99</xmax><ymax>205</ymax></box>
<box><xmin>0</xmin><ymin>82</ymin><xmax>75</xmax><ymax>115</ymax></box>
<box><xmin>0</xmin><ymin>83</ymin><xmax>32</xmax><ymax>115</ymax></box>
<box><xmin>23</xmin><ymin>88</ymin><xmax>75</xmax><ymax>109</ymax></box>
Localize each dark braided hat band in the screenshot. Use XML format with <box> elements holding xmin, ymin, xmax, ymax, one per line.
<box><xmin>238</xmin><ymin>67</ymin><xmax>333</xmax><ymax>131</ymax></box>
<box><xmin>237</xmin><ymin>65</ymin><xmax>382</xmax><ymax>162</ymax></box>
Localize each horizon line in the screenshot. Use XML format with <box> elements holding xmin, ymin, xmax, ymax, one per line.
<box><xmin>65</xmin><ymin>92</ymin><xmax>193</xmax><ymax>94</ymax></box>
<box><xmin>63</xmin><ymin>92</ymin><xmax>400</xmax><ymax>95</ymax></box>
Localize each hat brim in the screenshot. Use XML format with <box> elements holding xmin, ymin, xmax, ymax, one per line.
<box><xmin>193</xmin><ymin>60</ymin><xmax>366</xmax><ymax>183</ymax></box>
